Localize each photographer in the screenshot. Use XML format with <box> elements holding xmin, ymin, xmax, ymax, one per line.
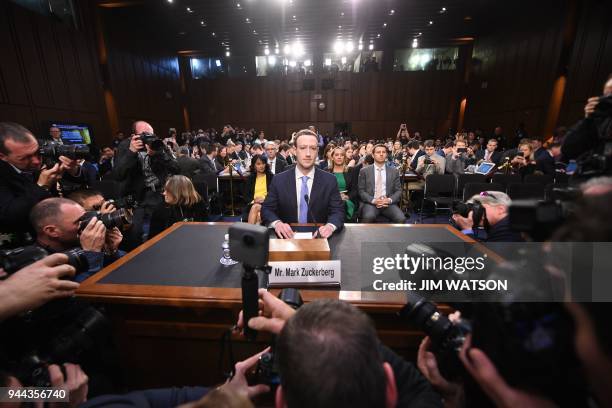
<box><xmin>416</xmin><ymin>140</ymin><xmax>446</xmax><ymax>176</ymax></box>
<box><xmin>114</xmin><ymin>121</ymin><xmax>179</xmax><ymax>243</ymax></box>
<box><xmin>562</xmin><ymin>75</ymin><xmax>612</xmax><ymax>166</ymax></box>
<box><xmin>30</xmin><ymin>198</ymin><xmax>124</xmax><ymax>282</ymax></box>
<box><xmin>0</xmin><ymin>122</ymin><xmax>83</xmax><ymax>241</ymax></box>
<box><xmin>68</xmin><ymin>190</ymin><xmax>117</xmax><ymax>213</ymax></box>
<box><xmin>445</xmin><ymin>140</ymin><xmax>468</xmax><ymax>175</ymax></box>
<box><xmin>236</xmin><ymin>289</ymin><xmax>443</xmax><ymax>408</ymax></box>
<box><xmin>452</xmin><ymin>191</ymin><xmax>523</xmax><ymax>242</ymax></box>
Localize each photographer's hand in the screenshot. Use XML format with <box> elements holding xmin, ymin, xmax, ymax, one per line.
<box><xmin>417</xmin><ymin>337</ymin><xmax>460</xmax><ymax>407</ymax></box>
<box><xmin>48</xmin><ymin>363</ymin><xmax>89</xmax><ymax>408</ymax></box>
<box><xmin>37</xmin><ymin>163</ymin><xmax>62</xmax><ymax>188</ymax></box>
<box><xmin>58</xmin><ymin>156</ymin><xmax>80</xmax><ymax>176</ymax></box>
<box><xmin>584</xmin><ymin>96</ymin><xmax>600</xmax><ymax>118</ymax></box>
<box><xmin>129</xmin><ymin>136</ymin><xmax>144</xmax><ymax>153</ymax></box>
<box><xmin>0</xmin><ymin>254</ymin><xmax>79</xmax><ymax>321</ymax></box>
<box><xmin>236</xmin><ymin>289</ymin><xmax>296</xmax><ymax>335</ymax></box>
<box><xmin>222</xmin><ymin>347</ymin><xmax>271</xmax><ymax>399</ymax></box>
<box><xmin>104</xmin><ymin>227</ymin><xmax>123</xmax><ymax>253</ymax></box>
<box><xmin>452</xmin><ymin>213</ymin><xmax>473</xmax><ymax>231</ymax></box>
<box><xmin>100</xmin><ymin>201</ymin><xmax>116</xmax><ymax>214</ymax></box>
<box><xmin>79</xmin><ymin>217</ymin><xmax>106</xmax><ymax>252</ymax></box>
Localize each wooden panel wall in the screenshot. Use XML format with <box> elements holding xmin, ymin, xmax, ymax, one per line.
<box><xmin>559</xmin><ymin>0</ymin><xmax>612</xmax><ymax>126</ymax></box>
<box><xmin>102</xmin><ymin>9</ymin><xmax>183</xmax><ymax>138</ymax></box>
<box><xmin>0</xmin><ymin>1</ymin><xmax>107</xmax><ymax>142</ymax></box>
<box><xmin>186</xmin><ymin>70</ymin><xmax>463</xmax><ymax>140</ymax></box>
<box><xmin>463</xmin><ymin>9</ymin><xmax>565</xmax><ymax>141</ymax></box>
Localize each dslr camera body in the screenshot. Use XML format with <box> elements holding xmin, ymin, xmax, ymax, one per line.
<box><xmin>38</xmin><ymin>140</ymin><xmax>90</xmax><ymax>167</ymax></box>
<box><xmin>0</xmin><ymin>245</ymin><xmax>88</xmax><ymax>277</ymax></box>
<box><xmin>137</xmin><ymin>132</ymin><xmax>165</xmax><ymax>153</ymax></box>
<box><xmin>78</xmin><ymin>209</ymin><xmax>133</xmax><ymax>232</ymax></box>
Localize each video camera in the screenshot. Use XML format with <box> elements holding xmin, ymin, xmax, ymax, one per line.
<box><xmin>0</xmin><ymin>245</ymin><xmax>88</xmax><ymax>277</ymax></box>
<box><xmin>38</xmin><ymin>140</ymin><xmax>90</xmax><ymax>167</ymax></box>
<box><xmin>78</xmin><ymin>209</ymin><xmax>133</xmax><ymax>232</ymax></box>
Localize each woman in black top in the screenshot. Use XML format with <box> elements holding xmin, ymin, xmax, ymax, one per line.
<box><xmin>149</xmin><ymin>175</ymin><xmax>208</xmax><ymax>239</ymax></box>
<box><xmin>244</xmin><ymin>154</ymin><xmax>273</xmax><ymax>224</ymax></box>
<box><xmin>215</xmin><ymin>145</ymin><xmax>229</xmax><ymax>172</ymax></box>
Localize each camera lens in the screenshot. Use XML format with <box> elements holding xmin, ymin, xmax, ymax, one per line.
<box><xmin>62</xmin><ymin>248</ymin><xmax>89</xmax><ymax>274</ymax></box>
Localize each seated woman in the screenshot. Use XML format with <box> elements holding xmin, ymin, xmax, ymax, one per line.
<box><xmin>244</xmin><ymin>154</ymin><xmax>273</xmax><ymax>224</ymax></box>
<box><xmin>511</xmin><ymin>142</ymin><xmax>538</xmax><ymax>178</ymax></box>
<box><xmin>149</xmin><ymin>175</ymin><xmax>208</xmax><ymax>239</ymax></box>
<box><xmin>329</xmin><ymin>147</ymin><xmax>357</xmax><ymax>221</ymax></box>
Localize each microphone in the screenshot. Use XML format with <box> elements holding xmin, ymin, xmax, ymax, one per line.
<box><xmin>304</xmin><ymin>194</ymin><xmax>320</xmax><ymax>237</ymax></box>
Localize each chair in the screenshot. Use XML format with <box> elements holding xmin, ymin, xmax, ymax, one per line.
<box><xmin>491</xmin><ymin>174</ymin><xmax>522</xmax><ymax>192</ymax></box>
<box><xmin>193</xmin><ymin>173</ymin><xmax>220</xmax><ymax>214</ymax></box>
<box><xmin>524</xmin><ymin>174</ymin><xmax>554</xmax><ymax>187</ymax></box>
<box><xmin>455</xmin><ymin>174</ymin><xmax>486</xmax><ymax>199</ymax></box>
<box><xmin>420</xmin><ymin>174</ymin><xmax>455</xmax><ymax>223</ymax></box>
<box><xmin>91</xmin><ymin>180</ymin><xmax>122</xmax><ymax>200</ymax></box>
<box><xmin>507</xmin><ymin>183</ymin><xmax>545</xmax><ymax>200</ymax></box>
<box><xmin>554</xmin><ymin>172</ymin><xmax>569</xmax><ymax>185</ymax></box>
<box><xmin>462</xmin><ymin>182</ymin><xmax>504</xmax><ymax>202</ymax></box>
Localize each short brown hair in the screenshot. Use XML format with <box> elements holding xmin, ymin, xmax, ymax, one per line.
<box><xmin>0</xmin><ymin>122</ymin><xmax>35</xmax><ymax>155</ymax></box>
<box><xmin>30</xmin><ymin>198</ymin><xmax>79</xmax><ymax>233</ymax></box>
<box><xmin>164</xmin><ymin>175</ymin><xmax>202</xmax><ymax>206</ymax></box>
<box><xmin>372</xmin><ymin>144</ymin><xmax>387</xmax><ymax>154</ymax></box>
<box><xmin>294</xmin><ymin>129</ymin><xmax>318</xmax><ymax>146</ymax></box>
<box><xmin>424</xmin><ymin>140</ymin><xmax>435</xmax><ymax>148</ymax></box>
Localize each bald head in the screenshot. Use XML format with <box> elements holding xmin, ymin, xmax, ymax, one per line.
<box><xmin>132</xmin><ymin>121</ymin><xmax>154</xmax><ymax>136</ymax></box>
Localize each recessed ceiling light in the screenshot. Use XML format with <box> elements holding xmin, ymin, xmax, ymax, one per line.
<box><xmin>264</xmin><ymin>48</ymin><xmax>270</xmax><ymax>55</ymax></box>
<box><xmin>441</xmin><ymin>7</ymin><xmax>446</xmax><ymax>13</ymax></box>
<box><xmin>245</xmin><ymin>17</ymin><xmax>250</xmax><ymax>23</ymax></box>
<box><xmin>376</xmin><ymin>33</ymin><xmax>381</xmax><ymax>38</ymax></box>
<box><xmin>358</xmin><ymin>43</ymin><xmax>363</xmax><ymax>50</ymax></box>
<box><xmin>383</xmin><ymin>22</ymin><xmax>387</xmax><ymax>27</ymax></box>
<box><xmin>200</xmin><ymin>20</ymin><xmax>205</xmax><ymax>25</ymax></box>
<box><xmin>212</xmin><ymin>32</ymin><xmax>216</xmax><ymax>37</ymax></box>
<box><xmin>237</xmin><ymin>3</ymin><xmax>241</xmax><ymax>8</ymax></box>
<box><xmin>338</xmin><ymin>25</ymin><xmax>342</xmax><ymax>29</ymax></box>
<box><xmin>186</xmin><ymin>7</ymin><xmax>193</xmax><ymax>13</ymax></box>
<box><xmin>389</xmin><ymin>9</ymin><xmax>395</xmax><ymax>15</ymax></box>
<box><xmin>429</xmin><ymin>20</ymin><xmax>433</xmax><ymax>25</ymax></box>
<box><xmin>226</xmin><ymin>51</ymin><xmax>230</xmax><ymax>57</ymax></box>
<box><xmin>295</xmin><ymin>27</ymin><xmax>299</xmax><ymax>31</ymax></box>
<box><xmin>340</xmin><ymin>12</ymin><xmax>344</xmax><ymax>16</ymax></box>
<box><xmin>253</xmin><ymin>30</ymin><xmax>257</xmax><ymax>34</ymax></box>
<box><xmin>167</xmin><ymin>0</ymin><xmax>172</xmax><ymax>3</ymax></box>
<box><xmin>369</xmin><ymin>43</ymin><xmax>374</xmax><ymax>50</ymax></box>
<box><xmin>292</xmin><ymin>15</ymin><xmax>296</xmax><ymax>20</ymax></box>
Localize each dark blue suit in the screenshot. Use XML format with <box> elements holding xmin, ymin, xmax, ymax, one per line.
<box><xmin>261</xmin><ymin>167</ymin><xmax>344</xmax><ymax>230</ymax></box>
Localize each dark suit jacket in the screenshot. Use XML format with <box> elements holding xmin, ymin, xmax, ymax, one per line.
<box><xmin>409</xmin><ymin>150</ymin><xmax>426</xmax><ymax>170</ymax></box>
<box><xmin>475</xmin><ymin>150</ymin><xmax>502</xmax><ymax>165</ymax></box>
<box><xmin>358</xmin><ymin>164</ymin><xmax>402</xmax><ymax>205</ymax></box>
<box><xmin>536</xmin><ymin>152</ymin><xmax>556</xmax><ymax>175</ymax></box>
<box><xmin>261</xmin><ymin>167</ymin><xmax>344</xmax><ymax>230</ymax></box>
<box><xmin>177</xmin><ymin>156</ymin><xmax>201</xmax><ymax>178</ymax></box>
<box><xmin>269</xmin><ymin>156</ymin><xmax>288</xmax><ymax>174</ymax></box>
<box><xmin>327</xmin><ymin>167</ymin><xmax>358</xmax><ymax>206</ymax></box>
<box><xmin>114</xmin><ymin>149</ymin><xmax>179</xmax><ymax>202</ymax></box>
<box><xmin>0</xmin><ymin>160</ymin><xmax>51</xmax><ymax>234</ymax></box>
<box><xmin>198</xmin><ymin>155</ymin><xmax>219</xmax><ymax>175</ymax></box>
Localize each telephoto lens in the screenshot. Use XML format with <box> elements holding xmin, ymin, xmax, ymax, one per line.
<box><xmin>78</xmin><ymin>209</ymin><xmax>133</xmax><ymax>232</ymax></box>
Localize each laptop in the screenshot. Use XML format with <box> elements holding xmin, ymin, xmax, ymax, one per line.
<box><xmin>474</xmin><ymin>162</ymin><xmax>496</xmax><ymax>175</ymax></box>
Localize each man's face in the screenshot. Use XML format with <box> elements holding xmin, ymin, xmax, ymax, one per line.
<box><xmin>50</xmin><ymin>203</ymin><xmax>86</xmax><ymax>248</ymax></box>
<box><xmin>366</xmin><ymin>143</ymin><xmax>374</xmax><ymax>154</ymax></box>
<box><xmin>259</xmin><ymin>132</ymin><xmax>265</xmax><ymax>139</ymax></box>
<box><xmin>486</xmin><ymin>140</ymin><xmax>498</xmax><ymax>152</ymax></box>
<box><xmin>550</xmin><ymin>146</ymin><xmax>562</xmax><ymax>157</ymax></box>
<box><xmin>0</xmin><ymin>136</ymin><xmax>42</xmax><ymax>171</ymax></box>
<box><xmin>103</xmin><ymin>147</ymin><xmax>114</xmax><ymax>158</ymax></box>
<box><xmin>265</xmin><ymin>144</ymin><xmax>277</xmax><ymax>159</ymax></box>
<box><xmin>373</xmin><ymin>147</ymin><xmax>387</xmax><ymax>165</ymax></box>
<box><xmin>603</xmin><ymin>78</ymin><xmax>612</xmax><ymax>96</ymax></box>
<box><xmin>454</xmin><ymin>141</ymin><xmax>467</xmax><ymax>154</ymax></box>
<box><xmin>49</xmin><ymin>127</ymin><xmax>61</xmax><ymax>140</ymax></box>
<box><xmin>532</xmin><ymin>140</ymin><xmax>542</xmax><ymax>149</ymax></box>
<box><xmin>494</xmin><ymin>127</ymin><xmax>502</xmax><ymax>136</ymax></box>
<box><xmin>236</xmin><ymin>144</ymin><xmax>243</xmax><ymax>152</ymax></box>
<box><xmin>251</xmin><ymin>146</ymin><xmax>263</xmax><ymax>156</ymax></box>
<box><xmin>519</xmin><ymin>144</ymin><xmax>532</xmax><ymax>157</ymax></box>
<box><xmin>425</xmin><ymin>146</ymin><xmax>436</xmax><ymax>156</ymax></box>
<box><xmin>295</xmin><ymin>135</ymin><xmax>318</xmax><ymax>170</ymax></box>
<box><xmin>133</xmin><ymin>122</ymin><xmax>154</xmax><ymax>138</ymax></box>
<box><xmin>482</xmin><ymin>203</ymin><xmax>506</xmax><ymax>226</ymax></box>
<box><xmin>393</xmin><ymin>141</ymin><xmax>401</xmax><ymax>150</ymax></box>
<box><xmin>81</xmin><ymin>194</ymin><xmax>105</xmax><ymax>211</ymax></box>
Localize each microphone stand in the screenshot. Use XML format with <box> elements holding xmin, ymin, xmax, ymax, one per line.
<box><xmin>226</xmin><ymin>158</ymin><xmax>236</xmax><ymax>216</ymax></box>
<box><xmin>304</xmin><ymin>194</ymin><xmax>321</xmax><ymax>238</ymax></box>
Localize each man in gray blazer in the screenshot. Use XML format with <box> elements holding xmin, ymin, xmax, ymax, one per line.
<box><xmin>199</xmin><ymin>143</ymin><xmax>220</xmax><ymax>175</ymax></box>
<box><xmin>358</xmin><ymin>144</ymin><xmax>406</xmax><ymax>223</ymax></box>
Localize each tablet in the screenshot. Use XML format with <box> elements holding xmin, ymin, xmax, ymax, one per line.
<box><xmin>475</xmin><ymin>162</ymin><xmax>496</xmax><ymax>175</ymax></box>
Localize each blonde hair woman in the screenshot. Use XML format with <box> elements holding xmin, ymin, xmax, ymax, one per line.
<box><xmin>149</xmin><ymin>175</ymin><xmax>208</xmax><ymax>238</ymax></box>
<box><xmin>328</xmin><ymin>147</ymin><xmax>357</xmax><ymax>221</ymax></box>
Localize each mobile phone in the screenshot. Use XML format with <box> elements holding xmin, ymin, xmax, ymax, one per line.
<box><xmin>457</xmin><ymin>147</ymin><xmax>467</xmax><ymax>153</ymax></box>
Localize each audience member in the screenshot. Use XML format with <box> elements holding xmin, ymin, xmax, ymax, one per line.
<box><xmin>475</xmin><ymin>138</ymin><xmax>502</xmax><ymax>165</ymax></box>
<box><xmin>445</xmin><ymin>140</ymin><xmax>468</xmax><ymax>175</ymax></box>
<box><xmin>329</xmin><ymin>147</ymin><xmax>358</xmax><ymax>221</ymax></box>
<box><xmin>149</xmin><ymin>175</ymin><xmax>208</xmax><ymax>239</ymax></box>
<box><xmin>416</xmin><ymin>140</ymin><xmax>445</xmax><ymax>176</ymax></box>
<box><xmin>244</xmin><ymin>155</ymin><xmax>273</xmax><ymax>224</ymax></box>
<box><xmin>510</xmin><ymin>141</ymin><xmax>538</xmax><ymax>178</ymax></box>
<box><xmin>265</xmin><ymin>142</ymin><xmax>287</xmax><ymax>174</ymax></box>
<box><xmin>358</xmin><ymin>144</ymin><xmax>406</xmax><ymax>223</ymax></box>
<box><xmin>176</xmin><ymin>146</ymin><xmax>201</xmax><ymax>179</ymax></box>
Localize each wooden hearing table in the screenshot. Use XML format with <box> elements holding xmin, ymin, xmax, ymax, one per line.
<box><xmin>77</xmin><ymin>222</ymin><xmax>474</xmax><ymax>389</ymax></box>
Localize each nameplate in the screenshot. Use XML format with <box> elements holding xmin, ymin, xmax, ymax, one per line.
<box><xmin>268</xmin><ymin>260</ymin><xmax>341</xmax><ymax>287</ymax></box>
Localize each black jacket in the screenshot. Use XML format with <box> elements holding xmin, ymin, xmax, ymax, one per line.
<box><xmin>198</xmin><ymin>155</ymin><xmax>219</xmax><ymax>175</ymax></box>
<box><xmin>536</xmin><ymin>152</ymin><xmax>556</xmax><ymax>175</ymax></box>
<box><xmin>562</xmin><ymin>116</ymin><xmax>612</xmax><ymax>160</ymax></box>
<box><xmin>475</xmin><ymin>150</ymin><xmax>502</xmax><ymax>165</ymax></box>
<box><xmin>149</xmin><ymin>201</ymin><xmax>208</xmax><ymax>239</ymax></box>
<box><xmin>465</xmin><ymin>216</ymin><xmax>523</xmax><ymax>242</ymax></box>
<box><xmin>327</xmin><ymin>167</ymin><xmax>359</xmax><ymax>206</ymax></box>
<box><xmin>244</xmin><ymin>172</ymin><xmax>273</xmax><ymax>204</ymax></box>
<box><xmin>113</xmin><ymin>149</ymin><xmax>179</xmax><ymax>202</ymax></box>
<box><xmin>269</xmin><ymin>156</ymin><xmax>288</xmax><ymax>174</ymax></box>
<box><xmin>176</xmin><ymin>156</ymin><xmax>201</xmax><ymax>179</ymax></box>
<box><xmin>0</xmin><ymin>160</ymin><xmax>51</xmax><ymax>234</ymax></box>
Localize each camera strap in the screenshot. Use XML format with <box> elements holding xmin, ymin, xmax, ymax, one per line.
<box><xmin>218</xmin><ymin>326</ymin><xmax>237</xmax><ymax>380</ymax></box>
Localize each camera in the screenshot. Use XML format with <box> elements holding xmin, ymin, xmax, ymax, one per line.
<box><xmin>137</xmin><ymin>132</ymin><xmax>164</xmax><ymax>152</ymax></box>
<box><xmin>515</xmin><ymin>152</ymin><xmax>524</xmax><ymax>158</ymax></box>
<box><xmin>0</xmin><ymin>245</ymin><xmax>88</xmax><ymax>276</ymax></box>
<box><xmin>78</xmin><ymin>209</ymin><xmax>133</xmax><ymax>232</ymax></box>
<box><xmin>593</xmin><ymin>94</ymin><xmax>612</xmax><ymax>120</ymax></box>
<box><xmin>256</xmin><ymin>288</ymin><xmax>303</xmax><ymax>386</ymax></box>
<box><xmin>108</xmin><ymin>195</ymin><xmax>138</xmax><ymax>210</ymax></box>
<box><xmin>452</xmin><ymin>200</ymin><xmax>485</xmax><ymax>227</ymax></box>
<box><xmin>457</xmin><ymin>147</ymin><xmax>467</xmax><ymax>154</ymax></box>
<box><xmin>423</xmin><ymin>157</ymin><xmax>433</xmax><ymax>165</ymax></box>
<box><xmin>38</xmin><ymin>141</ymin><xmax>90</xmax><ymax>166</ymax></box>
<box><xmin>400</xmin><ymin>292</ymin><xmax>470</xmax><ymax>380</ymax></box>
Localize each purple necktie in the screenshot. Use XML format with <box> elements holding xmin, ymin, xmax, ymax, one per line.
<box><xmin>299</xmin><ymin>176</ymin><xmax>309</xmax><ymax>223</ymax></box>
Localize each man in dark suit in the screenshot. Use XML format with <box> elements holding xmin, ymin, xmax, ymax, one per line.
<box><xmin>407</xmin><ymin>140</ymin><xmax>425</xmax><ymax>171</ymax></box>
<box><xmin>475</xmin><ymin>138</ymin><xmax>502</xmax><ymax>165</ymax></box>
<box><xmin>536</xmin><ymin>143</ymin><xmax>561</xmax><ymax>175</ymax></box>
<box><xmin>358</xmin><ymin>144</ymin><xmax>406</xmax><ymax>223</ymax></box>
<box><xmin>0</xmin><ymin>122</ymin><xmax>82</xmax><ymax>240</ymax></box>
<box><xmin>265</xmin><ymin>141</ymin><xmax>288</xmax><ymax>174</ymax></box>
<box><xmin>198</xmin><ymin>143</ymin><xmax>221</xmax><ymax>175</ymax></box>
<box><xmin>176</xmin><ymin>146</ymin><xmax>201</xmax><ymax>179</ymax></box>
<box><xmin>261</xmin><ymin>129</ymin><xmax>344</xmax><ymax>239</ymax></box>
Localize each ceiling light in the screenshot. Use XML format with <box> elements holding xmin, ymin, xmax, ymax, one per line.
<box><xmin>212</xmin><ymin>32</ymin><xmax>216</xmax><ymax>37</ymax></box>
<box><xmin>268</xmin><ymin>56</ymin><xmax>276</xmax><ymax>66</ymax></box>
<box><xmin>334</xmin><ymin>40</ymin><xmax>343</xmax><ymax>54</ymax></box>
<box><xmin>253</xmin><ymin>30</ymin><xmax>257</xmax><ymax>34</ymax></box>
<box><xmin>295</xmin><ymin>27</ymin><xmax>299</xmax><ymax>31</ymax></box>
<box><xmin>237</xmin><ymin>3</ymin><xmax>241</xmax><ymax>8</ymax></box>
<box><xmin>167</xmin><ymin>0</ymin><xmax>173</xmax><ymax>3</ymax></box>
<box><xmin>368</xmin><ymin>43</ymin><xmax>374</xmax><ymax>50</ymax></box>
<box><xmin>346</xmin><ymin>41</ymin><xmax>354</xmax><ymax>52</ymax></box>
<box><xmin>215</xmin><ymin>59</ymin><xmax>221</xmax><ymax>67</ymax></box>
<box><xmin>200</xmin><ymin>20</ymin><xmax>205</xmax><ymax>26</ymax></box>
<box><xmin>264</xmin><ymin>47</ymin><xmax>270</xmax><ymax>55</ymax></box>
<box><xmin>340</xmin><ymin>12</ymin><xmax>344</xmax><ymax>16</ymax></box>
<box><xmin>412</xmin><ymin>38</ymin><xmax>418</xmax><ymax>48</ymax></box>
<box><xmin>383</xmin><ymin>22</ymin><xmax>387</xmax><ymax>27</ymax></box>
<box><xmin>289</xmin><ymin>60</ymin><xmax>296</xmax><ymax>67</ymax></box>
<box><xmin>304</xmin><ymin>59</ymin><xmax>311</xmax><ymax>67</ymax></box>
<box><xmin>289</xmin><ymin>0</ymin><xmax>293</xmax><ymax>3</ymax></box>
<box><xmin>283</xmin><ymin>44</ymin><xmax>291</xmax><ymax>55</ymax></box>
<box><xmin>186</xmin><ymin>7</ymin><xmax>193</xmax><ymax>13</ymax></box>
<box><xmin>441</xmin><ymin>7</ymin><xmax>446</xmax><ymax>13</ymax></box>
<box><xmin>292</xmin><ymin>15</ymin><xmax>296</xmax><ymax>20</ymax></box>
<box><xmin>389</xmin><ymin>9</ymin><xmax>395</xmax><ymax>15</ymax></box>
<box><xmin>293</xmin><ymin>42</ymin><xmax>304</xmax><ymax>57</ymax></box>
<box><xmin>341</xmin><ymin>56</ymin><xmax>347</xmax><ymax>64</ymax></box>
<box><xmin>226</xmin><ymin>51</ymin><xmax>230</xmax><ymax>57</ymax></box>
<box><xmin>324</xmin><ymin>58</ymin><xmax>332</xmax><ymax>66</ymax></box>
<box><xmin>376</xmin><ymin>33</ymin><xmax>381</xmax><ymax>38</ymax></box>
<box><xmin>275</xmin><ymin>47</ymin><xmax>279</xmax><ymax>54</ymax></box>
<box><xmin>338</xmin><ymin>25</ymin><xmax>342</xmax><ymax>29</ymax></box>
<box><xmin>245</xmin><ymin>17</ymin><xmax>250</xmax><ymax>23</ymax></box>
<box><xmin>429</xmin><ymin>20</ymin><xmax>433</xmax><ymax>25</ymax></box>
<box><xmin>358</xmin><ymin>43</ymin><xmax>363</xmax><ymax>50</ymax></box>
